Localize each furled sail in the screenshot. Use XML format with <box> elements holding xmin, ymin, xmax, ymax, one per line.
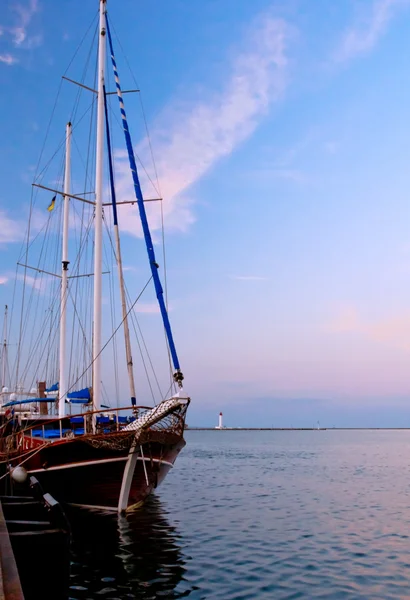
<box><xmin>3</xmin><ymin>398</ymin><xmax>55</xmax><ymax>408</ymax></box>
<box><xmin>67</xmin><ymin>388</ymin><xmax>91</xmax><ymax>403</ymax></box>
<box><xmin>106</xmin><ymin>17</ymin><xmax>184</xmax><ymax>388</ymax></box>
<box><xmin>46</xmin><ymin>382</ymin><xmax>59</xmax><ymax>392</ymax></box>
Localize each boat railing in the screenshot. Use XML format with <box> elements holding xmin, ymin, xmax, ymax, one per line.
<box><xmin>0</xmin><ymin>399</ymin><xmax>188</xmax><ymax>450</ymax></box>
<box><xmin>32</xmin><ymin>405</ymin><xmax>150</xmax><ymax>437</ymax></box>
<box><xmin>0</xmin><ymin>405</ymin><xmax>145</xmax><ymax>449</ymax></box>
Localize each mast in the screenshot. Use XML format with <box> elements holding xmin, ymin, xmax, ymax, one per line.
<box><xmin>93</xmin><ymin>0</ymin><xmax>107</xmax><ymax>414</ymax></box>
<box><xmin>103</xmin><ymin>86</ymin><xmax>137</xmax><ymax>408</ymax></box>
<box><xmin>59</xmin><ymin>122</ymin><xmax>71</xmax><ymax>418</ymax></box>
<box><xmin>112</xmin><ymin>211</ymin><xmax>137</xmax><ymax>406</ymax></box>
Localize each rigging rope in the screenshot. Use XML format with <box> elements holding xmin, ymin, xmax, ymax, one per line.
<box><xmin>106</xmin><ymin>15</ymin><xmax>175</xmax><ymax>390</ymax></box>
<box><xmin>105</xmin><ymin>16</ymin><xmax>183</xmax><ymax>387</ymax></box>
<box><xmin>61</xmin><ymin>276</ymin><xmax>153</xmax><ymax>401</ymax></box>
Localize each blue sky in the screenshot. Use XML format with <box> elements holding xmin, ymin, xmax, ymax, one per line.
<box><xmin>1</xmin><ymin>0</ymin><xmax>410</xmax><ymax>427</ymax></box>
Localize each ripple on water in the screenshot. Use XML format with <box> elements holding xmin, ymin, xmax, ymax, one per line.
<box><xmin>66</xmin><ymin>430</ymin><xmax>410</xmax><ymax>599</ymax></box>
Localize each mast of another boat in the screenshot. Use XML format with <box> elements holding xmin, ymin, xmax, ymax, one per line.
<box><xmin>92</xmin><ymin>0</ymin><xmax>107</xmax><ymax>423</ymax></box>
<box><xmin>59</xmin><ymin>122</ymin><xmax>72</xmax><ymax>419</ymax></box>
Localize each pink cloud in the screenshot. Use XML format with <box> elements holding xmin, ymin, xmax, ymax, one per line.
<box><xmin>0</xmin><ymin>53</ymin><xmax>18</xmax><ymax>65</ymax></box>
<box><xmin>334</xmin><ymin>0</ymin><xmax>410</xmax><ymax>63</ymax></box>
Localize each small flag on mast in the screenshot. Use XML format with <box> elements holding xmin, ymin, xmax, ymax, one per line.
<box><xmin>47</xmin><ymin>195</ymin><xmax>56</xmax><ymax>212</ymax></box>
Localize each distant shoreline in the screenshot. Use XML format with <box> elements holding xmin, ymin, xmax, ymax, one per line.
<box><xmin>187</xmin><ymin>427</ymin><xmax>325</xmax><ymax>431</ymax></box>
<box><xmin>185</xmin><ymin>427</ymin><xmax>410</xmax><ymax>431</ymax></box>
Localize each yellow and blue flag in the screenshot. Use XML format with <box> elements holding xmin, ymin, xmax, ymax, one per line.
<box><xmin>47</xmin><ymin>195</ymin><xmax>56</xmax><ymax>212</ymax></box>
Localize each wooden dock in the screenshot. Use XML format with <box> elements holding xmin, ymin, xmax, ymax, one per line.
<box><xmin>0</xmin><ymin>499</ymin><xmax>24</xmax><ymax>600</ymax></box>
<box><xmin>0</xmin><ymin>478</ymin><xmax>71</xmax><ymax>600</ymax></box>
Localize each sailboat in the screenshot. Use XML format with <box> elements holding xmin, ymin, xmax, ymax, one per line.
<box><xmin>0</xmin><ymin>0</ymin><xmax>190</xmax><ymax>512</ymax></box>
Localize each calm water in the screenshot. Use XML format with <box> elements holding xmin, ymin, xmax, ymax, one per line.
<box><xmin>67</xmin><ymin>430</ymin><xmax>410</xmax><ymax>599</ymax></box>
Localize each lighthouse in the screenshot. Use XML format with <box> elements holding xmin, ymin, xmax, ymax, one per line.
<box><xmin>216</xmin><ymin>412</ymin><xmax>223</xmax><ymax>429</ymax></box>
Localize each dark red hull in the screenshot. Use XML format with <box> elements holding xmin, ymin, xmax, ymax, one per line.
<box><xmin>0</xmin><ymin>400</ymin><xmax>189</xmax><ymax>510</ymax></box>
<box><xmin>6</xmin><ymin>433</ymin><xmax>185</xmax><ymax>510</ymax></box>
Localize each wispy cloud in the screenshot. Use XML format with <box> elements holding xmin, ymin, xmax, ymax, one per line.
<box><xmin>230</xmin><ymin>275</ymin><xmax>268</xmax><ymax>281</ymax></box>
<box><xmin>250</xmin><ymin>166</ymin><xmax>309</xmax><ymax>184</ymax></box>
<box><xmin>334</xmin><ymin>0</ymin><xmax>410</xmax><ymax>63</ymax></box>
<box><xmin>325</xmin><ymin>305</ymin><xmax>410</xmax><ymax>351</ymax></box>
<box><xmin>0</xmin><ymin>206</ymin><xmax>49</xmax><ymax>245</ymax></box>
<box><xmin>0</xmin><ymin>277</ymin><xmax>8</xmax><ymax>286</ymax></box>
<box><xmin>272</xmin><ymin>168</ymin><xmax>307</xmax><ymax>181</ymax></box>
<box><xmin>114</xmin><ymin>10</ymin><xmax>291</xmax><ymax>237</ymax></box>
<box><xmin>0</xmin><ymin>211</ymin><xmax>26</xmax><ymax>243</ymax></box>
<box><xmin>0</xmin><ymin>53</ymin><xmax>18</xmax><ymax>65</ymax></box>
<box><xmin>247</xmin><ymin>131</ymin><xmax>317</xmax><ymax>186</ymax></box>
<box><xmin>16</xmin><ymin>272</ymin><xmax>50</xmax><ymax>293</ymax></box>
<box><xmin>20</xmin><ymin>33</ymin><xmax>42</xmax><ymax>49</ymax></box>
<box><xmin>0</xmin><ymin>0</ymin><xmax>41</xmax><ymax>62</ymax></box>
<box><xmin>133</xmin><ymin>303</ymin><xmax>160</xmax><ymax>314</ymax></box>
<box><xmin>10</xmin><ymin>0</ymin><xmax>39</xmax><ymax>47</ymax></box>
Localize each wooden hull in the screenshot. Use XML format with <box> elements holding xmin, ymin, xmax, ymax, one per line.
<box><xmin>5</xmin><ymin>433</ymin><xmax>186</xmax><ymax>511</ymax></box>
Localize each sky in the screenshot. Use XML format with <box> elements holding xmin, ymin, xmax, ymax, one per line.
<box><xmin>1</xmin><ymin>0</ymin><xmax>410</xmax><ymax>427</ymax></box>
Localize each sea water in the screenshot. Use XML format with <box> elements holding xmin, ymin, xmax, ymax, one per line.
<box><xmin>68</xmin><ymin>429</ymin><xmax>410</xmax><ymax>599</ymax></box>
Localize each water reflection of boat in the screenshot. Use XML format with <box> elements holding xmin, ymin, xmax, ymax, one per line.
<box><xmin>67</xmin><ymin>497</ymin><xmax>191</xmax><ymax>598</ymax></box>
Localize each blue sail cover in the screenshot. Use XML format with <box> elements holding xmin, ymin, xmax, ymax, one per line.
<box><xmin>106</xmin><ymin>18</ymin><xmax>183</xmax><ymax>383</ymax></box>
<box><xmin>46</xmin><ymin>382</ymin><xmax>58</xmax><ymax>392</ymax></box>
<box><xmin>67</xmin><ymin>388</ymin><xmax>91</xmax><ymax>404</ymax></box>
<box><xmin>3</xmin><ymin>398</ymin><xmax>56</xmax><ymax>408</ymax></box>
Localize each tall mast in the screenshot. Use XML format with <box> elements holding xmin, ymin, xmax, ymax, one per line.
<box><xmin>103</xmin><ymin>87</ymin><xmax>136</xmax><ymax>408</ymax></box>
<box><xmin>114</xmin><ymin>223</ymin><xmax>137</xmax><ymax>406</ymax></box>
<box><xmin>59</xmin><ymin>122</ymin><xmax>71</xmax><ymax>418</ymax></box>
<box><xmin>93</xmin><ymin>0</ymin><xmax>107</xmax><ymax>414</ymax></box>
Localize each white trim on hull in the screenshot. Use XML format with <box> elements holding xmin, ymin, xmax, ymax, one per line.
<box><xmin>27</xmin><ymin>455</ymin><xmax>174</xmax><ymax>474</ymax></box>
